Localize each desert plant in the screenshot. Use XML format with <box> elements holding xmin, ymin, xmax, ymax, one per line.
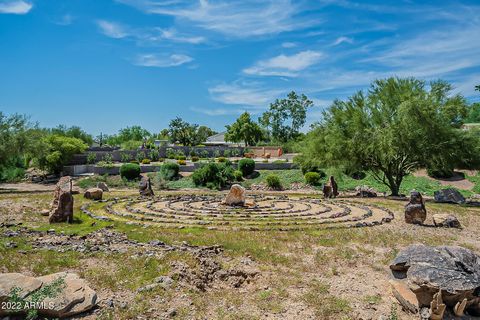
<box><xmin>233</xmin><ymin>170</ymin><xmax>243</xmax><ymax>182</ymax></box>
<box><xmin>177</xmin><ymin>159</ymin><xmax>186</xmax><ymax>165</ymax></box>
<box><xmin>120</xmin><ymin>163</ymin><xmax>141</xmax><ymax>180</ymax></box>
<box><xmin>102</xmin><ymin>153</ymin><xmax>113</xmax><ymax>163</ymax></box>
<box><xmin>159</xmin><ymin>162</ymin><xmax>179</xmax><ymax>181</ymax></box>
<box><xmin>238</xmin><ymin>158</ymin><xmax>255</xmax><ymax>177</ymax></box>
<box><xmin>121</xmin><ymin>152</ymin><xmax>132</xmax><ymax>163</ymax></box>
<box><xmin>223</xmin><ymin>149</ymin><xmax>231</xmax><ymax>157</ymax></box>
<box><xmin>266</xmin><ymin>174</ymin><xmax>282</xmax><ymax>190</ymax></box>
<box><xmin>166</xmin><ymin>148</ymin><xmax>176</xmax><ymax>159</ymax></box>
<box><xmin>86</xmin><ymin>153</ymin><xmax>96</xmax><ymax>164</ymax></box>
<box><xmin>217</xmin><ymin>157</ymin><xmax>227</xmax><ymax>163</ymax></box>
<box><xmin>191</xmin><ymin>162</ymin><xmax>234</xmax><ymax>190</ymax></box>
<box><xmin>176</xmin><ymin>155</ymin><xmax>187</xmax><ymax>161</ymax></box>
<box><xmin>135</xmin><ymin>151</ymin><xmax>146</xmax><ymax>162</ymax></box>
<box><xmin>148</xmin><ymin>149</ymin><xmax>160</xmax><ymax>161</ymax></box>
<box><xmin>141</xmin><ymin>158</ymin><xmax>151</xmax><ymax>164</ymax></box>
<box><xmin>191</xmin><ymin>156</ymin><xmax>199</xmax><ymax>162</ymax></box>
<box><xmin>214</xmin><ymin>149</ymin><xmax>222</xmax><ymax>158</ymax></box>
<box><xmin>305</xmin><ymin>172</ymin><xmax>322</xmax><ymax>186</ymax></box>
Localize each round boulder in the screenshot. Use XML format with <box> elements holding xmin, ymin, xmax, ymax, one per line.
<box><xmin>84</xmin><ymin>188</ymin><xmax>103</xmax><ymax>200</ymax></box>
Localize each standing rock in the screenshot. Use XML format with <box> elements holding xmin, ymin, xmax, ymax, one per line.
<box><xmin>432</xmin><ymin>213</ymin><xmax>461</xmax><ymax>228</ymax></box>
<box><xmin>96</xmin><ymin>182</ymin><xmax>109</xmax><ymax>192</ymax></box>
<box><xmin>49</xmin><ymin>176</ymin><xmax>74</xmax><ymax>223</ymax></box>
<box><xmin>84</xmin><ymin>188</ymin><xmax>103</xmax><ymax>201</ymax></box>
<box><xmin>224</xmin><ymin>184</ymin><xmax>246</xmax><ymax>206</ymax></box>
<box><xmin>323</xmin><ymin>176</ymin><xmax>339</xmax><ymax>199</ymax></box>
<box><xmin>434</xmin><ymin>188</ymin><xmax>466</xmax><ymax>204</ymax></box>
<box><xmin>404</xmin><ymin>191</ymin><xmax>426</xmax><ymax>225</ymax></box>
<box><xmin>139</xmin><ymin>176</ymin><xmax>154</xmax><ymax>197</ymax></box>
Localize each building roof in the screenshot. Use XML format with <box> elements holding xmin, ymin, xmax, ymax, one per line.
<box><xmin>206</xmin><ymin>132</ymin><xmax>226</xmax><ymax>143</ymax></box>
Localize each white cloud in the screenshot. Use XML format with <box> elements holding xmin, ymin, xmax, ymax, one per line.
<box><xmin>149</xmin><ymin>28</ymin><xmax>206</xmax><ymax>44</ymax></box>
<box><xmin>55</xmin><ymin>14</ymin><xmax>74</xmax><ymax>26</ymax></box>
<box><xmin>243</xmin><ymin>50</ymin><xmax>323</xmax><ymax>77</ymax></box>
<box><xmin>116</xmin><ymin>0</ymin><xmax>316</xmax><ymax>38</ymax></box>
<box><xmin>190</xmin><ymin>107</ymin><xmax>241</xmax><ymax>116</ymax></box>
<box><xmin>133</xmin><ymin>53</ymin><xmax>193</xmax><ymax>67</ymax></box>
<box><xmin>208</xmin><ymin>80</ymin><xmax>285</xmax><ymax>107</ymax></box>
<box><xmin>333</xmin><ymin>36</ymin><xmax>353</xmax><ymax>46</ymax></box>
<box><xmin>281</xmin><ymin>42</ymin><xmax>297</xmax><ymax>48</ymax></box>
<box><xmin>0</xmin><ymin>0</ymin><xmax>32</xmax><ymax>14</ymax></box>
<box><xmin>97</xmin><ymin>20</ymin><xmax>129</xmax><ymax>39</ymax></box>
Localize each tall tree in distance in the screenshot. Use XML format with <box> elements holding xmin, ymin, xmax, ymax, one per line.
<box><xmin>225</xmin><ymin>112</ymin><xmax>263</xmax><ymax>146</ymax></box>
<box><xmin>260</xmin><ymin>91</ymin><xmax>312</xmax><ymax>143</ymax></box>
<box><xmin>197</xmin><ymin>125</ymin><xmax>217</xmax><ymax>143</ymax></box>
<box><xmin>168</xmin><ymin>117</ymin><xmax>199</xmax><ymax>146</ymax></box>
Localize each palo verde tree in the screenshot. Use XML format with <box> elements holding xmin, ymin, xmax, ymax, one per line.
<box><xmin>225</xmin><ymin>112</ymin><xmax>263</xmax><ymax>146</ymax></box>
<box><xmin>298</xmin><ymin>77</ymin><xmax>478</xmax><ymax>196</ymax></box>
<box><xmin>259</xmin><ymin>91</ymin><xmax>312</xmax><ymax>143</ymax></box>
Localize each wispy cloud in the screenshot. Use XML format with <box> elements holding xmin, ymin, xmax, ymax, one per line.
<box><xmin>0</xmin><ymin>0</ymin><xmax>32</xmax><ymax>14</ymax></box>
<box><xmin>209</xmin><ymin>80</ymin><xmax>285</xmax><ymax>108</ymax></box>
<box><xmin>190</xmin><ymin>107</ymin><xmax>242</xmax><ymax>116</ymax></box>
<box><xmin>333</xmin><ymin>36</ymin><xmax>353</xmax><ymax>46</ymax></box>
<box><xmin>148</xmin><ymin>28</ymin><xmax>205</xmax><ymax>44</ymax></box>
<box><xmin>117</xmin><ymin>0</ymin><xmax>317</xmax><ymax>38</ymax></box>
<box><xmin>133</xmin><ymin>53</ymin><xmax>193</xmax><ymax>67</ymax></box>
<box><xmin>97</xmin><ymin>20</ymin><xmax>129</xmax><ymax>38</ymax></box>
<box><xmin>281</xmin><ymin>42</ymin><xmax>297</xmax><ymax>48</ymax></box>
<box><xmin>54</xmin><ymin>14</ymin><xmax>74</xmax><ymax>26</ymax></box>
<box><xmin>243</xmin><ymin>50</ymin><xmax>323</xmax><ymax>77</ymax></box>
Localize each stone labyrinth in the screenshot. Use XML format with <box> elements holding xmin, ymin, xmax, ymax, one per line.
<box><xmin>82</xmin><ymin>195</ymin><xmax>394</xmax><ymax>231</ymax></box>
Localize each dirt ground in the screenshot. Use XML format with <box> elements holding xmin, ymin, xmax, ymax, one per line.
<box><xmin>1</xmin><ymin>187</ymin><xmax>479</xmax><ymax>320</ymax></box>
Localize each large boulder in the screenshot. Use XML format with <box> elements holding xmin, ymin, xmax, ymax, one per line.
<box><xmin>224</xmin><ymin>184</ymin><xmax>246</xmax><ymax>206</ymax></box>
<box><xmin>434</xmin><ymin>188</ymin><xmax>466</xmax><ymax>204</ymax></box>
<box><xmin>84</xmin><ymin>188</ymin><xmax>103</xmax><ymax>201</ymax></box>
<box><xmin>49</xmin><ymin>176</ymin><xmax>74</xmax><ymax>223</ymax></box>
<box><xmin>404</xmin><ymin>191</ymin><xmax>426</xmax><ymax>225</ymax></box>
<box><xmin>0</xmin><ymin>272</ymin><xmax>97</xmax><ymax>318</ymax></box>
<box><xmin>355</xmin><ymin>185</ymin><xmax>377</xmax><ymax>198</ymax></box>
<box><xmin>139</xmin><ymin>175</ymin><xmax>154</xmax><ymax>197</ymax></box>
<box><xmin>432</xmin><ymin>213</ymin><xmax>461</xmax><ymax>228</ymax></box>
<box><xmin>390</xmin><ymin>244</ymin><xmax>480</xmax><ymax>317</ymax></box>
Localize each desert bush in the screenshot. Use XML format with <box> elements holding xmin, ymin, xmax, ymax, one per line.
<box><xmin>191</xmin><ymin>156</ymin><xmax>199</xmax><ymax>162</ymax></box>
<box><xmin>121</xmin><ymin>152</ymin><xmax>132</xmax><ymax>163</ymax></box>
<box><xmin>305</xmin><ymin>172</ymin><xmax>322</xmax><ymax>186</ymax></box>
<box><xmin>35</xmin><ymin>135</ymin><xmax>87</xmax><ymax>174</ymax></box>
<box><xmin>130</xmin><ymin>160</ymin><xmax>139</xmax><ymax>164</ymax></box>
<box><xmin>176</xmin><ymin>155</ymin><xmax>187</xmax><ymax>161</ymax></box>
<box><xmin>86</xmin><ymin>153</ymin><xmax>96</xmax><ymax>164</ymax></box>
<box><xmin>158</xmin><ymin>158</ymin><xmax>165</xmax><ymax>162</ymax></box>
<box><xmin>148</xmin><ymin>149</ymin><xmax>159</xmax><ymax>161</ymax></box>
<box><xmin>177</xmin><ymin>159</ymin><xmax>186</xmax><ymax>165</ymax></box>
<box><xmin>223</xmin><ymin>149</ymin><xmax>231</xmax><ymax>157</ymax></box>
<box><xmin>135</xmin><ymin>151</ymin><xmax>146</xmax><ymax>162</ymax></box>
<box><xmin>300</xmin><ymin>161</ymin><xmax>325</xmax><ymax>176</ymax></box>
<box><xmin>233</xmin><ymin>170</ymin><xmax>243</xmax><ymax>182</ymax></box>
<box><xmin>238</xmin><ymin>158</ymin><xmax>255</xmax><ymax>177</ymax></box>
<box><xmin>141</xmin><ymin>159</ymin><xmax>151</xmax><ymax>164</ymax></box>
<box><xmin>102</xmin><ymin>153</ymin><xmax>113</xmax><ymax>164</ymax></box>
<box><xmin>159</xmin><ymin>162</ymin><xmax>179</xmax><ymax>181</ymax></box>
<box><xmin>266</xmin><ymin>174</ymin><xmax>282</xmax><ymax>190</ymax></box>
<box><xmin>166</xmin><ymin>148</ymin><xmax>176</xmax><ymax>159</ymax></box>
<box><xmin>120</xmin><ymin>163</ymin><xmax>141</xmax><ymax>180</ymax></box>
<box><xmin>217</xmin><ymin>157</ymin><xmax>227</xmax><ymax>163</ymax></box>
<box><xmin>191</xmin><ymin>162</ymin><xmax>234</xmax><ymax>189</ymax></box>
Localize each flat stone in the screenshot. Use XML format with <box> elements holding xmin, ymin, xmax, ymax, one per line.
<box><xmin>434</xmin><ymin>188</ymin><xmax>466</xmax><ymax>204</ymax></box>
<box><xmin>432</xmin><ymin>213</ymin><xmax>461</xmax><ymax>228</ymax></box>
<box><xmin>389</xmin><ymin>280</ymin><xmax>419</xmax><ymax>313</ymax></box>
<box><xmin>0</xmin><ymin>273</ymin><xmax>43</xmax><ymax>301</ymax></box>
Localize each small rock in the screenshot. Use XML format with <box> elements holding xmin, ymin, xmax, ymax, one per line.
<box><xmin>96</xmin><ymin>182</ymin><xmax>109</xmax><ymax>192</ymax></box>
<box><xmin>84</xmin><ymin>188</ymin><xmax>103</xmax><ymax>201</ymax></box>
<box><xmin>40</xmin><ymin>209</ymin><xmax>50</xmax><ymax>216</ymax></box>
<box><xmin>432</xmin><ymin>213</ymin><xmax>461</xmax><ymax>228</ymax></box>
<box><xmin>389</xmin><ymin>280</ymin><xmax>419</xmax><ymax>313</ymax></box>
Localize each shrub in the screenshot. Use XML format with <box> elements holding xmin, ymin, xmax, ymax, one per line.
<box><xmin>191</xmin><ymin>162</ymin><xmax>234</xmax><ymax>190</ymax></box>
<box><xmin>304</xmin><ymin>172</ymin><xmax>322</xmax><ymax>186</ymax></box>
<box><xmin>121</xmin><ymin>152</ymin><xmax>132</xmax><ymax>163</ymax></box>
<box><xmin>141</xmin><ymin>159</ymin><xmax>151</xmax><ymax>164</ymax></box>
<box><xmin>176</xmin><ymin>155</ymin><xmax>187</xmax><ymax>161</ymax></box>
<box><xmin>120</xmin><ymin>163</ymin><xmax>141</xmax><ymax>180</ymax></box>
<box><xmin>238</xmin><ymin>158</ymin><xmax>255</xmax><ymax>177</ymax></box>
<box><xmin>191</xmin><ymin>156</ymin><xmax>199</xmax><ymax>162</ymax></box>
<box><xmin>427</xmin><ymin>166</ymin><xmax>454</xmax><ymax>179</ymax></box>
<box><xmin>217</xmin><ymin>157</ymin><xmax>227</xmax><ymax>163</ymax></box>
<box><xmin>233</xmin><ymin>170</ymin><xmax>243</xmax><ymax>182</ymax></box>
<box><xmin>177</xmin><ymin>159</ymin><xmax>186</xmax><ymax>165</ymax></box>
<box><xmin>136</xmin><ymin>151</ymin><xmax>146</xmax><ymax>162</ymax></box>
<box><xmin>158</xmin><ymin>158</ymin><xmax>165</xmax><ymax>162</ymax></box>
<box><xmin>148</xmin><ymin>149</ymin><xmax>159</xmax><ymax>161</ymax></box>
<box><xmin>102</xmin><ymin>153</ymin><xmax>113</xmax><ymax>163</ymax></box>
<box><xmin>87</xmin><ymin>153</ymin><xmax>96</xmax><ymax>164</ymax></box>
<box><xmin>130</xmin><ymin>160</ymin><xmax>139</xmax><ymax>164</ymax></box>
<box><xmin>223</xmin><ymin>149</ymin><xmax>231</xmax><ymax>157</ymax></box>
<box><xmin>166</xmin><ymin>148</ymin><xmax>176</xmax><ymax>159</ymax></box>
<box><xmin>266</xmin><ymin>174</ymin><xmax>282</xmax><ymax>190</ymax></box>
<box><xmin>159</xmin><ymin>162</ymin><xmax>179</xmax><ymax>181</ymax></box>
<box><xmin>300</xmin><ymin>161</ymin><xmax>325</xmax><ymax>175</ymax></box>
<box><xmin>214</xmin><ymin>150</ymin><xmax>222</xmax><ymax>158</ymax></box>
<box><xmin>35</xmin><ymin>135</ymin><xmax>87</xmax><ymax>174</ymax></box>
<box><xmin>262</xmin><ymin>159</ymin><xmax>268</xmax><ymax>163</ymax></box>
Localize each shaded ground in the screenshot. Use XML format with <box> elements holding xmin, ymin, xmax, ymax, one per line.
<box><xmin>414</xmin><ymin>169</ymin><xmax>476</xmax><ymax>190</ymax></box>
<box><xmin>1</xmin><ymin>188</ymin><xmax>480</xmax><ymax>319</ymax></box>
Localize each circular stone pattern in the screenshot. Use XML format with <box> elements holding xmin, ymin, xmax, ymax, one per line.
<box><xmin>82</xmin><ymin>195</ymin><xmax>394</xmax><ymax>231</ymax></box>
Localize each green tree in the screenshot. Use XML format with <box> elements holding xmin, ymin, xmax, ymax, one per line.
<box><xmin>51</xmin><ymin>125</ymin><xmax>93</xmax><ymax>145</ymax></box>
<box><xmin>197</xmin><ymin>125</ymin><xmax>217</xmax><ymax>143</ymax></box>
<box><xmin>259</xmin><ymin>91</ymin><xmax>313</xmax><ymax>142</ymax></box>
<box><xmin>105</xmin><ymin>126</ymin><xmax>151</xmax><ymax>147</ymax></box>
<box><xmin>34</xmin><ymin>135</ymin><xmax>87</xmax><ymax>174</ymax></box>
<box><xmin>298</xmin><ymin>77</ymin><xmax>477</xmax><ymax>196</ymax></box>
<box><xmin>168</xmin><ymin>117</ymin><xmax>199</xmax><ymax>146</ymax></box>
<box><xmin>225</xmin><ymin>112</ymin><xmax>263</xmax><ymax>146</ymax></box>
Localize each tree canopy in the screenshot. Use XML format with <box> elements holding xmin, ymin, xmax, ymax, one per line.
<box><xmin>259</xmin><ymin>91</ymin><xmax>312</xmax><ymax>143</ymax></box>
<box><xmin>297</xmin><ymin>77</ymin><xmax>479</xmax><ymax>196</ymax></box>
<box><xmin>225</xmin><ymin>112</ymin><xmax>263</xmax><ymax>146</ymax></box>
<box><xmin>168</xmin><ymin>117</ymin><xmax>199</xmax><ymax>146</ymax></box>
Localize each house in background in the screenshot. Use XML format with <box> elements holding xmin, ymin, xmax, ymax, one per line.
<box><xmin>205</xmin><ymin>132</ymin><xmax>244</xmax><ymax>147</ymax></box>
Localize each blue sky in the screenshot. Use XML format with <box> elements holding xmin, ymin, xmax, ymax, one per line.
<box><xmin>1</xmin><ymin>0</ymin><xmax>479</xmax><ymax>135</ymax></box>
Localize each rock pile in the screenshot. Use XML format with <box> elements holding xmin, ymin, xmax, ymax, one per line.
<box><xmin>390</xmin><ymin>244</ymin><xmax>480</xmax><ymax>318</ymax></box>
<box><xmin>0</xmin><ymin>272</ymin><xmax>97</xmax><ymax>318</ymax></box>
<box><xmin>404</xmin><ymin>191</ymin><xmax>426</xmax><ymax>225</ymax></box>
<box><xmin>49</xmin><ymin>176</ymin><xmax>74</xmax><ymax>224</ymax></box>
